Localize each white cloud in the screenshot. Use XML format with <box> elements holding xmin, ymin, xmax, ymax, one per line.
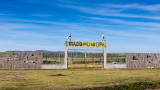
<box><xmin>58</xmin><ymin>4</ymin><xmax>160</xmax><ymax>20</ymax></box>
<box><xmin>104</xmin><ymin>3</ymin><xmax>160</xmax><ymax>11</ymax></box>
<box><xmin>103</xmin><ymin>29</ymin><xmax>160</xmax><ymax>40</ymax></box>
<box><xmin>0</xmin><ymin>22</ymin><xmax>64</xmax><ymax>39</ymax></box>
<box><xmin>83</xmin><ymin>16</ymin><xmax>160</xmax><ymax>28</ymax></box>
<box><xmin>1</xmin><ymin>17</ymin><xmax>160</xmax><ymax>52</ymax></box>
<box><xmin>0</xmin><ymin>40</ymin><xmax>18</xmax><ymax>45</ymax></box>
<box><xmin>1</xmin><ymin>17</ymin><xmax>160</xmax><ymax>41</ymax></box>
<box><xmin>32</xmin><ymin>14</ymin><xmax>52</xmax><ymax>17</ymax></box>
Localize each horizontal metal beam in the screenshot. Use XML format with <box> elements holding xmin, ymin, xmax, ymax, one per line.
<box><xmin>68</xmin><ymin>49</ymin><xmax>104</xmax><ymax>51</ymax></box>
<box><xmin>65</xmin><ymin>41</ymin><xmax>106</xmax><ymax>47</ymax></box>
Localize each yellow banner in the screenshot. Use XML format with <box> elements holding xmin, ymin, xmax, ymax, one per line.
<box><xmin>65</xmin><ymin>41</ymin><xmax>106</xmax><ymax>47</ymax></box>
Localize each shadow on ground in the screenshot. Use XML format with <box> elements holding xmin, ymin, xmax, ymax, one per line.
<box><xmin>80</xmin><ymin>82</ymin><xmax>160</xmax><ymax>90</ymax></box>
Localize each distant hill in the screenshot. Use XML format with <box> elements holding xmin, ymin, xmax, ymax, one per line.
<box><xmin>6</xmin><ymin>50</ymin><xmax>64</xmax><ymax>53</ymax></box>
<box><xmin>6</xmin><ymin>50</ymin><xmax>125</xmax><ymax>54</ymax></box>
<box><xmin>6</xmin><ymin>50</ymin><xmax>88</xmax><ymax>54</ymax></box>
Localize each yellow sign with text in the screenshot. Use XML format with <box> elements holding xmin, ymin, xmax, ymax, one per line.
<box><xmin>65</xmin><ymin>41</ymin><xmax>106</xmax><ymax>47</ymax></box>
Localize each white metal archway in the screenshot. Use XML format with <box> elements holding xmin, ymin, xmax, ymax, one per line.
<box><xmin>64</xmin><ymin>41</ymin><xmax>107</xmax><ymax>68</ymax></box>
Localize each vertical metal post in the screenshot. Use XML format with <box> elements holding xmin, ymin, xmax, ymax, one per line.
<box><xmin>85</xmin><ymin>49</ymin><xmax>87</xmax><ymax>67</ymax></box>
<box><xmin>59</xmin><ymin>54</ymin><xmax>60</xmax><ymax>63</ymax></box>
<box><xmin>64</xmin><ymin>46</ymin><xmax>68</xmax><ymax>68</ymax></box>
<box><xmin>71</xmin><ymin>54</ymin><xmax>73</xmax><ymax>64</ymax></box>
<box><xmin>104</xmin><ymin>46</ymin><xmax>107</xmax><ymax>68</ymax></box>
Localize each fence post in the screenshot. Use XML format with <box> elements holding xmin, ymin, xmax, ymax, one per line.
<box><xmin>64</xmin><ymin>46</ymin><xmax>68</xmax><ymax>68</ymax></box>
<box><xmin>85</xmin><ymin>49</ymin><xmax>87</xmax><ymax>67</ymax></box>
<box><xmin>104</xmin><ymin>46</ymin><xmax>107</xmax><ymax>68</ymax></box>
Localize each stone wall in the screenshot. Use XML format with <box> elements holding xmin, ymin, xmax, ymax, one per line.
<box><xmin>0</xmin><ymin>52</ymin><xmax>43</xmax><ymax>69</ymax></box>
<box><xmin>126</xmin><ymin>53</ymin><xmax>160</xmax><ymax>69</ymax></box>
<box><xmin>2</xmin><ymin>52</ymin><xmax>160</xmax><ymax>69</ymax></box>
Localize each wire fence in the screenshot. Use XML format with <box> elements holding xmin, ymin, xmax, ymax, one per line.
<box><xmin>42</xmin><ymin>51</ymin><xmax>126</xmax><ymax>68</ymax></box>
<box><xmin>107</xmin><ymin>53</ymin><xmax>126</xmax><ymax>64</ymax></box>
<box><xmin>43</xmin><ymin>53</ymin><xmax>64</xmax><ymax>64</ymax></box>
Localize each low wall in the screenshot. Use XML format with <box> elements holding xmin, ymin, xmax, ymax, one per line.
<box><xmin>126</xmin><ymin>53</ymin><xmax>160</xmax><ymax>69</ymax></box>
<box><xmin>1</xmin><ymin>52</ymin><xmax>160</xmax><ymax>69</ymax></box>
<box><xmin>105</xmin><ymin>64</ymin><xmax>127</xmax><ymax>69</ymax></box>
<box><xmin>0</xmin><ymin>52</ymin><xmax>43</xmax><ymax>69</ymax></box>
<box><xmin>41</xmin><ymin>64</ymin><xmax>66</xmax><ymax>69</ymax></box>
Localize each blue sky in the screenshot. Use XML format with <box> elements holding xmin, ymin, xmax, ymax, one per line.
<box><xmin>0</xmin><ymin>0</ymin><xmax>160</xmax><ymax>53</ymax></box>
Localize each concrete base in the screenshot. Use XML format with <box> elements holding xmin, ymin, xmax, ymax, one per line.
<box><xmin>41</xmin><ymin>64</ymin><xmax>67</xmax><ymax>69</ymax></box>
<box><xmin>105</xmin><ymin>64</ymin><xmax>127</xmax><ymax>69</ymax></box>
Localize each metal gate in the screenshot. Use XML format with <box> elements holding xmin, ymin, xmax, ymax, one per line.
<box><xmin>67</xmin><ymin>49</ymin><xmax>104</xmax><ymax>68</ymax></box>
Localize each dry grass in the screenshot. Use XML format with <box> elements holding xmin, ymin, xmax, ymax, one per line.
<box><xmin>0</xmin><ymin>68</ymin><xmax>160</xmax><ymax>90</ymax></box>
<box><xmin>68</xmin><ymin>64</ymin><xmax>104</xmax><ymax>68</ymax></box>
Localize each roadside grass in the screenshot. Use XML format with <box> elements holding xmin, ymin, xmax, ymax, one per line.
<box><xmin>0</xmin><ymin>68</ymin><xmax>160</xmax><ymax>90</ymax></box>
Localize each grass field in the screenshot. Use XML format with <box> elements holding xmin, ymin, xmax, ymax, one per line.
<box><xmin>0</xmin><ymin>68</ymin><xmax>160</xmax><ymax>90</ymax></box>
